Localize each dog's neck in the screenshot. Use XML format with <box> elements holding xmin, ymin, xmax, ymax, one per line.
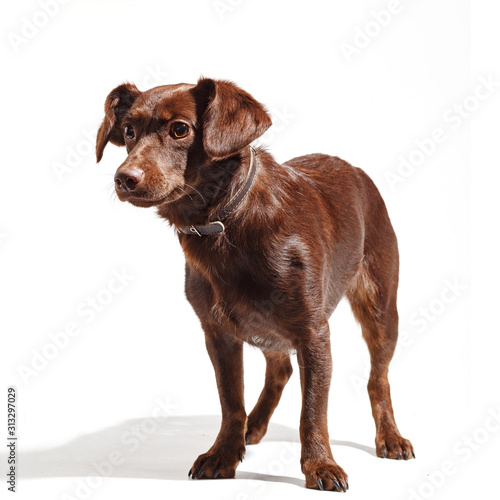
<box><xmin>157</xmin><ymin>147</ymin><xmax>254</xmax><ymax>230</ymax></box>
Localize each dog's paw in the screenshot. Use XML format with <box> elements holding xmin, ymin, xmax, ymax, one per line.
<box><xmin>245</xmin><ymin>418</ymin><xmax>268</xmax><ymax>445</ymax></box>
<box><xmin>376</xmin><ymin>433</ymin><xmax>415</xmax><ymax>460</ymax></box>
<box><xmin>188</xmin><ymin>446</ymin><xmax>245</xmax><ymax>480</ymax></box>
<box><xmin>302</xmin><ymin>459</ymin><xmax>349</xmax><ymax>492</ymax></box>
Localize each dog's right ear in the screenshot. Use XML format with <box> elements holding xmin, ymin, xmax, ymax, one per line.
<box><xmin>96</xmin><ymin>83</ymin><xmax>141</xmax><ymax>162</ymax></box>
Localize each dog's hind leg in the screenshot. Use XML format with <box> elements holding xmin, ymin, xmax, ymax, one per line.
<box><xmin>245</xmin><ymin>350</ymin><xmax>293</xmax><ymax>445</ymax></box>
<box><xmin>347</xmin><ymin>243</ymin><xmax>415</xmax><ymax>460</ymax></box>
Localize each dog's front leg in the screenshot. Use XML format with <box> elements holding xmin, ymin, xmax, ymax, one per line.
<box><xmin>189</xmin><ymin>329</ymin><xmax>246</xmax><ymax>480</ymax></box>
<box><xmin>298</xmin><ymin>323</ymin><xmax>349</xmax><ymax>492</ymax></box>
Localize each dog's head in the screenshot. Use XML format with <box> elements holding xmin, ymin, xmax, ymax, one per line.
<box><xmin>96</xmin><ymin>78</ymin><xmax>272</xmax><ymax>208</ymax></box>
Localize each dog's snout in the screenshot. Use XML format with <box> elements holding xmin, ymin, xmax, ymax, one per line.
<box><xmin>114</xmin><ymin>168</ymin><xmax>144</xmax><ymax>193</ymax></box>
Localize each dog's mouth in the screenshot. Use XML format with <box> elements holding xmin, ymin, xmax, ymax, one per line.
<box><xmin>126</xmin><ymin>197</ymin><xmax>167</xmax><ymax>208</ymax></box>
<box><xmin>119</xmin><ymin>186</ymin><xmax>186</xmax><ymax>208</ymax></box>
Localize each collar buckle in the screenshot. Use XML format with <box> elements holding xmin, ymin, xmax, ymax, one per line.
<box><xmin>209</xmin><ymin>221</ymin><xmax>225</xmax><ymax>233</ymax></box>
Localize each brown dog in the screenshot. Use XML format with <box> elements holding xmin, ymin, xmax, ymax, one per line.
<box><xmin>96</xmin><ymin>78</ymin><xmax>414</xmax><ymax>491</ymax></box>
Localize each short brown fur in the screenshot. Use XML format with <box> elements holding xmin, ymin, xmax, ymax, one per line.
<box><xmin>96</xmin><ymin>78</ymin><xmax>414</xmax><ymax>491</ymax></box>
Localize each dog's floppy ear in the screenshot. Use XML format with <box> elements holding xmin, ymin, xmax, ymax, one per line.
<box><xmin>96</xmin><ymin>83</ymin><xmax>141</xmax><ymax>162</ymax></box>
<box><xmin>193</xmin><ymin>78</ymin><xmax>272</xmax><ymax>160</ymax></box>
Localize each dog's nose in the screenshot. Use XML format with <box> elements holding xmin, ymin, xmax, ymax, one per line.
<box><xmin>114</xmin><ymin>168</ymin><xmax>144</xmax><ymax>193</ymax></box>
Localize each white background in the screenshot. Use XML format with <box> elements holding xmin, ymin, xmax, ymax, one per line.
<box><xmin>1</xmin><ymin>0</ymin><xmax>499</xmax><ymax>499</ymax></box>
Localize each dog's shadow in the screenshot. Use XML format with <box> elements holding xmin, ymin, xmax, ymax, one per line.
<box><xmin>14</xmin><ymin>415</ymin><xmax>375</xmax><ymax>487</ymax></box>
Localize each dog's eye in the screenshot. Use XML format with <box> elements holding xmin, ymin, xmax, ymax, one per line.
<box><xmin>171</xmin><ymin>122</ymin><xmax>190</xmax><ymax>139</ymax></box>
<box><xmin>124</xmin><ymin>125</ymin><xmax>135</xmax><ymax>140</ymax></box>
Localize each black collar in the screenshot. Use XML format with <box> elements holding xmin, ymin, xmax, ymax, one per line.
<box><xmin>178</xmin><ymin>146</ymin><xmax>258</xmax><ymax>236</ymax></box>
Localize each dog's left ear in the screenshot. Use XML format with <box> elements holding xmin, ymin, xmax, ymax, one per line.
<box><xmin>192</xmin><ymin>78</ymin><xmax>272</xmax><ymax>160</ymax></box>
<box><xmin>96</xmin><ymin>83</ymin><xmax>141</xmax><ymax>162</ymax></box>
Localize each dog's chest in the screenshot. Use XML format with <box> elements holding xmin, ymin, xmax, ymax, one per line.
<box><xmin>206</xmin><ymin>275</ymin><xmax>296</xmax><ymax>351</ymax></box>
<box><xmin>184</xmin><ymin>240</ymin><xmax>299</xmax><ymax>351</ymax></box>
